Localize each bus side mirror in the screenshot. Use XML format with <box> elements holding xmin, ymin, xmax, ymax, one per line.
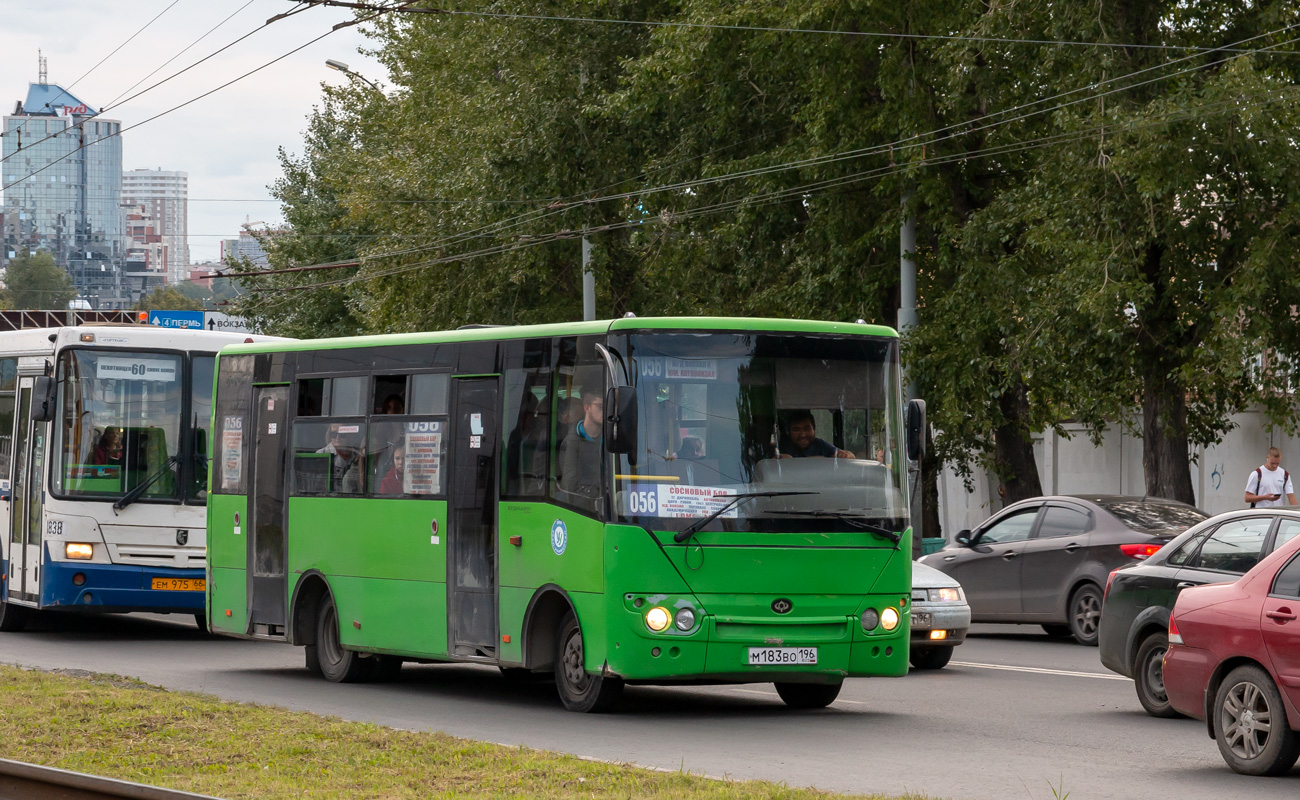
<box><xmin>905</xmin><ymin>398</ymin><xmax>926</xmax><ymax>462</ymax></box>
<box><xmin>605</xmin><ymin>386</ymin><xmax>637</xmax><ymax>463</ymax></box>
<box><xmin>31</xmin><ymin>376</ymin><xmax>55</xmax><ymax>422</ymax></box>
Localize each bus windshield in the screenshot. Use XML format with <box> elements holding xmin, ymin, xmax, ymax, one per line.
<box><xmin>53</xmin><ymin>349</ymin><xmax>197</xmax><ymax>503</ymax></box>
<box><xmin>613</xmin><ymin>331</ymin><xmax>907</xmax><ymax>533</ymax></box>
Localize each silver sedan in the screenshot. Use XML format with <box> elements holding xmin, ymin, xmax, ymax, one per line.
<box><xmin>909</xmin><ymin>560</ymin><xmax>971</xmax><ymax>669</ymax></box>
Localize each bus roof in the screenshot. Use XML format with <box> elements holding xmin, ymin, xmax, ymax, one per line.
<box><xmin>216</xmin><ymin>317</ymin><xmax>898</xmax><ymax>356</ymax></box>
<box><xmin>0</xmin><ymin>326</ymin><xmax>283</xmax><ymax>356</ymax></box>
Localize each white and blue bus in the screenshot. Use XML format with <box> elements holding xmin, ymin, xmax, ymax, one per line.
<box><xmin>0</xmin><ymin>324</ymin><xmax>278</xmax><ymax>630</ymax></box>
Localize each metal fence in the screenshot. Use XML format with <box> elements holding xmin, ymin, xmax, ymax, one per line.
<box><xmin>0</xmin><ymin>758</ymin><xmax>223</xmax><ymax>800</ymax></box>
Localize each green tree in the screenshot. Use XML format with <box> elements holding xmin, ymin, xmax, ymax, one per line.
<box><xmin>135</xmin><ymin>285</ymin><xmax>203</xmax><ymax>311</ymax></box>
<box><xmin>4</xmin><ymin>250</ymin><xmax>76</xmax><ymax>310</ymax></box>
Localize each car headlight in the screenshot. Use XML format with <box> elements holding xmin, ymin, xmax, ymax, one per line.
<box><xmin>881</xmin><ymin>607</ymin><xmax>900</xmax><ymax>631</ymax></box>
<box><xmin>674</xmin><ymin>607</ymin><xmax>696</xmax><ymax>631</ymax></box>
<box><xmin>860</xmin><ymin>608</ymin><xmax>880</xmax><ymax>631</ymax></box>
<box><xmin>927</xmin><ymin>587</ymin><xmax>963</xmax><ymax>602</ymax></box>
<box><xmin>645</xmin><ymin>606</ymin><xmax>672</xmax><ymax>632</ymax></box>
<box><xmin>65</xmin><ymin>543</ymin><xmax>94</xmax><ymax>560</ymax></box>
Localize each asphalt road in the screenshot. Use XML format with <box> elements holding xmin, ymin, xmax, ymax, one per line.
<box><xmin>1</xmin><ymin>615</ymin><xmax>1296</xmax><ymax>800</ymax></box>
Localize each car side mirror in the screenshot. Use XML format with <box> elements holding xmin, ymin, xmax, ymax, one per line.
<box><xmin>955</xmin><ymin>529</ymin><xmax>973</xmax><ymax>546</ymax></box>
<box><xmin>31</xmin><ymin>376</ymin><xmax>55</xmax><ymax>422</ymax></box>
<box><xmin>605</xmin><ymin>386</ymin><xmax>637</xmax><ymax>463</ymax></box>
<box><xmin>905</xmin><ymin>398</ymin><xmax>926</xmax><ymax>462</ymax></box>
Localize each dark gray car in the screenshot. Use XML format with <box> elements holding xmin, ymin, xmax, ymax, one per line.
<box><xmin>918</xmin><ymin>496</ymin><xmax>1207</xmax><ymax>645</ymax></box>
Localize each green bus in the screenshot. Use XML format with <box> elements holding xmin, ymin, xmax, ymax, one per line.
<box><xmin>206</xmin><ymin>317</ymin><xmax>923</xmax><ymax>711</ymax></box>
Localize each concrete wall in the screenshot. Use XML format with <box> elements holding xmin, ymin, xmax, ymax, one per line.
<box><xmin>936</xmin><ymin>407</ymin><xmax>1299</xmax><ymax>538</ymax></box>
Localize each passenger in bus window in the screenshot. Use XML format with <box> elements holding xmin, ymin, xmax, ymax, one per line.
<box><xmin>559</xmin><ymin>394</ymin><xmax>603</xmax><ymax>498</ymax></box>
<box><xmin>93</xmin><ymin>427</ymin><xmax>123</xmax><ymax>464</ymax></box>
<box><xmin>330</xmin><ymin>431</ymin><xmax>363</xmax><ymax>494</ymax></box>
<box><xmin>676</xmin><ymin>436</ymin><xmax>704</xmax><ymax>460</ymax></box>
<box><xmin>380</xmin><ymin>394</ymin><xmax>405</xmax><ymax>414</ymax></box>
<box><xmin>780</xmin><ymin>410</ymin><xmax>854</xmax><ymax>459</ymax></box>
<box><xmin>380</xmin><ymin>444</ymin><xmax>405</xmax><ymax>495</ymax></box>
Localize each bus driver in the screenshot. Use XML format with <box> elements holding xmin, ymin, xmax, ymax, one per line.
<box><xmin>780</xmin><ymin>410</ymin><xmax>854</xmax><ymax>459</ymax></box>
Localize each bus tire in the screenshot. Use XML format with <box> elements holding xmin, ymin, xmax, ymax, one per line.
<box><xmin>554</xmin><ymin>612</ymin><xmax>622</xmax><ymax>713</ymax></box>
<box><xmin>193</xmin><ymin>611</ymin><xmax>207</xmax><ymax>633</ymax></box>
<box><xmin>315</xmin><ymin>594</ymin><xmax>369</xmax><ymax>683</ymax></box>
<box><xmin>0</xmin><ymin>598</ymin><xmax>30</xmax><ymax>633</ymax></box>
<box><xmin>774</xmin><ymin>681</ymin><xmax>842</xmax><ymax>709</ymax></box>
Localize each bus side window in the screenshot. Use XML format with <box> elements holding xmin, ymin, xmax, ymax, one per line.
<box><xmin>504</xmin><ymin>341</ymin><xmax>552</xmax><ymax>499</ymax></box>
<box><xmin>373</xmin><ymin>375</ymin><xmax>406</xmax><ymax>415</ymax></box>
<box><xmin>0</xmin><ymin>357</ymin><xmax>15</xmax><ymax>497</ymax></box>
<box><xmin>550</xmin><ymin>337</ymin><xmax>606</xmax><ymax>512</ymax></box>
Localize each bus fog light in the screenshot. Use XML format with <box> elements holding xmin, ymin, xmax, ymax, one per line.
<box><xmin>645</xmin><ymin>606</ymin><xmax>672</xmax><ymax>632</ymax></box>
<box><xmin>674</xmin><ymin>608</ymin><xmax>696</xmax><ymax>631</ymax></box>
<box><xmin>881</xmin><ymin>607</ymin><xmax>900</xmax><ymax>631</ymax></box>
<box><xmin>65</xmin><ymin>543</ymin><xmax>94</xmax><ymax>560</ymax></box>
<box><xmin>860</xmin><ymin>608</ymin><xmax>880</xmax><ymax>631</ymax></box>
<box><xmin>72</xmin><ymin>573</ymin><xmax>86</xmax><ymax>586</ymax></box>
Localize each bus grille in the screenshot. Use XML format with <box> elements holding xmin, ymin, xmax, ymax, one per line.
<box><xmin>108</xmin><ymin>544</ymin><xmax>206</xmax><ymax>569</ymax></box>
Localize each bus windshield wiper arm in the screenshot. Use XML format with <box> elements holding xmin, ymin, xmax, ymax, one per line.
<box><xmin>673</xmin><ymin>491</ymin><xmax>819</xmax><ymax>543</ymax></box>
<box><xmin>768</xmin><ymin>510</ymin><xmax>902</xmax><ymax>545</ymax></box>
<box><xmin>113</xmin><ymin>455</ymin><xmax>178</xmax><ymax>512</ymax></box>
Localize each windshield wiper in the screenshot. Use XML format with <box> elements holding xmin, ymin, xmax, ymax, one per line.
<box><xmin>768</xmin><ymin>510</ymin><xmax>903</xmax><ymax>546</ymax></box>
<box><xmin>113</xmin><ymin>455</ymin><xmax>179</xmax><ymax>512</ymax></box>
<box><xmin>673</xmin><ymin>491</ymin><xmax>819</xmax><ymax>543</ymax></box>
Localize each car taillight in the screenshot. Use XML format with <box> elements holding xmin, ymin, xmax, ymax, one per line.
<box><xmin>1104</xmin><ymin>568</ymin><xmax>1121</xmax><ymax>602</ymax></box>
<box><xmin>1120</xmin><ymin>543</ymin><xmax>1161</xmax><ymax>560</ymax></box>
<box><xmin>1168</xmin><ymin>615</ymin><xmax>1183</xmax><ymax>646</ymax></box>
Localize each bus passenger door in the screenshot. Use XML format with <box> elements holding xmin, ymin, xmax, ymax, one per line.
<box><xmin>248</xmin><ymin>386</ymin><xmax>289</xmax><ymax>635</ymax></box>
<box><xmin>6</xmin><ymin>379</ymin><xmax>40</xmax><ymax>604</ymax></box>
<box><xmin>448</xmin><ymin>378</ymin><xmax>499</xmax><ymax>659</ymax></box>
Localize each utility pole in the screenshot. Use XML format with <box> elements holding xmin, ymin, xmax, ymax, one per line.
<box><xmin>582</xmin><ymin>236</ymin><xmax>595</xmax><ymax>321</ymax></box>
<box><xmin>900</xmin><ymin>186</ymin><xmax>923</xmax><ymax>549</ymax></box>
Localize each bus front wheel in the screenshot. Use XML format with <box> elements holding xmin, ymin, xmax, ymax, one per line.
<box><xmin>0</xmin><ymin>597</ymin><xmax>29</xmax><ymax>633</ymax></box>
<box><xmin>316</xmin><ymin>595</ymin><xmax>369</xmax><ymax>683</ymax></box>
<box><xmin>554</xmin><ymin>612</ymin><xmax>622</xmax><ymax>712</ymax></box>
<box><xmin>774</xmin><ymin>681</ymin><xmax>842</xmax><ymax>709</ymax></box>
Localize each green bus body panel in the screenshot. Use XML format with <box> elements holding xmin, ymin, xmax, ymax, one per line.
<box><xmin>320</xmin><ymin>574</ymin><xmax>446</xmax><ymax>657</ymax></box>
<box><xmin>207</xmin><ymin>494</ymin><xmax>248</xmax><ymax>637</ymax></box>
<box><xmin>498</xmin><ymin>502</ymin><xmax>604</xmax><ymax>594</ymax></box>
<box><xmin>209</xmin><ymin>567</ymin><xmax>248</xmax><ymax>634</ymax></box>
<box><xmin>215</xmin><ymin>317</ymin><xmax>897</xmax><ymax>358</ymax></box>
<box><xmin>286</xmin><ymin>498</ymin><xmax>444</xmax><ymax>582</ymax></box>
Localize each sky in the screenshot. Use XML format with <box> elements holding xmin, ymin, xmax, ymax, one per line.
<box><xmin>0</xmin><ymin>0</ymin><xmax>386</xmax><ymax>264</ymax></box>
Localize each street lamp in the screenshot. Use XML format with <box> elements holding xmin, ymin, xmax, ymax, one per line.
<box><xmin>325</xmin><ymin>59</ymin><xmax>380</xmax><ymax>91</ymax></box>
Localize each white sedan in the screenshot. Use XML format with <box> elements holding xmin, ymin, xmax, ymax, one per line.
<box><xmin>909</xmin><ymin>561</ymin><xmax>971</xmax><ymax>670</ymax></box>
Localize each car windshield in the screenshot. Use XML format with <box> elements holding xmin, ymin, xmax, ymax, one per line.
<box><xmin>1096</xmin><ymin>499</ymin><xmax>1207</xmax><ymax>534</ymax></box>
<box><xmin>53</xmin><ymin>349</ymin><xmax>205</xmax><ymax>504</ymax></box>
<box><xmin>612</xmin><ymin>331</ymin><xmax>906</xmax><ymax>533</ymax></box>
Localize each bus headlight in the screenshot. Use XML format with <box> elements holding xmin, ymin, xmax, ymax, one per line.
<box><xmin>860</xmin><ymin>608</ymin><xmax>880</xmax><ymax>631</ymax></box>
<box><xmin>65</xmin><ymin>543</ymin><xmax>94</xmax><ymax>560</ymax></box>
<box><xmin>645</xmin><ymin>606</ymin><xmax>672</xmax><ymax>632</ymax></box>
<box><xmin>881</xmin><ymin>607</ymin><xmax>900</xmax><ymax>631</ymax></box>
<box><xmin>674</xmin><ymin>607</ymin><xmax>696</xmax><ymax>631</ymax></box>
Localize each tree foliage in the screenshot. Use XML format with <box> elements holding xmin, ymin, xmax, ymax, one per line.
<box><xmin>255</xmin><ymin>0</ymin><xmax>1300</xmax><ymax>508</ymax></box>
<box><xmin>3</xmin><ymin>250</ymin><xmax>76</xmax><ymax>310</ymax></box>
<box><xmin>135</xmin><ymin>285</ymin><xmax>203</xmax><ymax>311</ymax></box>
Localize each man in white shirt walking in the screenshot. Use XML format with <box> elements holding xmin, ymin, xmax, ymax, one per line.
<box><xmin>1245</xmin><ymin>447</ymin><xmax>1296</xmax><ymax>507</ymax></box>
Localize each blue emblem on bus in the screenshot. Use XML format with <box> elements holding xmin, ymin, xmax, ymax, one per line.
<box><xmin>551</xmin><ymin>519</ymin><xmax>568</xmax><ymax>555</ymax></box>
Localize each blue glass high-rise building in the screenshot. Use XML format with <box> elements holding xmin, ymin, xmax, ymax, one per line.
<box><xmin>2</xmin><ymin>80</ymin><xmax>124</xmax><ymax>299</ymax></box>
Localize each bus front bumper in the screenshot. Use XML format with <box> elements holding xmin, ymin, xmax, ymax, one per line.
<box><xmin>40</xmin><ymin>559</ymin><xmax>206</xmax><ymax>613</ymax></box>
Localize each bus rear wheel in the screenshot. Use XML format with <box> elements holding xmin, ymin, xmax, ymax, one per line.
<box><xmin>0</xmin><ymin>597</ymin><xmax>30</xmax><ymax>633</ymax></box>
<box><xmin>316</xmin><ymin>594</ymin><xmax>369</xmax><ymax>683</ymax></box>
<box><xmin>774</xmin><ymin>681</ymin><xmax>842</xmax><ymax>709</ymax></box>
<box><xmin>554</xmin><ymin>612</ymin><xmax>622</xmax><ymax>712</ymax></box>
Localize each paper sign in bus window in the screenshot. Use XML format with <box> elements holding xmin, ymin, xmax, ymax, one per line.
<box><xmin>96</xmin><ymin>357</ymin><xmax>178</xmax><ymax>382</ymax></box>
<box><xmin>221</xmin><ymin>416</ymin><xmax>243</xmax><ymax>491</ymax></box>
<box><xmin>405</xmin><ymin>421</ymin><xmax>444</xmax><ymax>494</ymax></box>
<box><xmin>625</xmin><ymin>484</ymin><xmax>738</xmax><ymax>518</ymax></box>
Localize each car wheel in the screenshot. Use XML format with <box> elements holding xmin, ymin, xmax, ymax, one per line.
<box><xmin>774</xmin><ymin>681</ymin><xmax>843</xmax><ymax>709</ymax></box>
<box><xmin>1213</xmin><ymin>665</ymin><xmax>1300</xmax><ymax>776</ymax></box>
<box><xmin>1041</xmin><ymin>624</ymin><xmax>1071</xmax><ymax>639</ymax></box>
<box><xmin>909</xmin><ymin>646</ymin><xmax>954</xmax><ymax>670</ymax></box>
<box><xmin>1067</xmin><ymin>584</ymin><xmax>1102</xmax><ymax>646</ymax></box>
<box><xmin>1133</xmin><ymin>632</ymin><xmax>1180</xmax><ymax>718</ymax></box>
<box><xmin>554</xmin><ymin>612</ymin><xmax>622</xmax><ymax>712</ymax></box>
<box><xmin>315</xmin><ymin>594</ymin><xmax>370</xmax><ymax>683</ymax></box>
<box><xmin>0</xmin><ymin>597</ymin><xmax>30</xmax><ymax>633</ymax></box>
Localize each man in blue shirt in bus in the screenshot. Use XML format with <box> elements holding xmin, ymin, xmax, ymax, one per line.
<box><xmin>781</xmin><ymin>410</ymin><xmax>854</xmax><ymax>459</ymax></box>
<box><xmin>559</xmin><ymin>393</ymin><xmax>603</xmax><ymax>499</ymax></box>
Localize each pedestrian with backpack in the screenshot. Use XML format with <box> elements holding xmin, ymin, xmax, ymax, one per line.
<box><xmin>1245</xmin><ymin>447</ymin><xmax>1296</xmax><ymax>507</ymax></box>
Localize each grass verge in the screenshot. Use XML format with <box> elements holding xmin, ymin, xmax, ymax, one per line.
<box><xmin>0</xmin><ymin>665</ymin><xmax>928</xmax><ymax>800</ymax></box>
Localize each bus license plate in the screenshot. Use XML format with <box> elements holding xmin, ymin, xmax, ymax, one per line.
<box><xmin>151</xmin><ymin>578</ymin><xmax>205</xmax><ymax>591</ymax></box>
<box><xmin>747</xmin><ymin>647</ymin><xmax>817</xmax><ymax>665</ymax></box>
<box><xmin>911</xmin><ymin>611</ymin><xmax>932</xmax><ymax>628</ymax></box>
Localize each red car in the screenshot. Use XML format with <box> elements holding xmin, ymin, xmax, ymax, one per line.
<box><xmin>1164</xmin><ymin>530</ymin><xmax>1300</xmax><ymax>775</ymax></box>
